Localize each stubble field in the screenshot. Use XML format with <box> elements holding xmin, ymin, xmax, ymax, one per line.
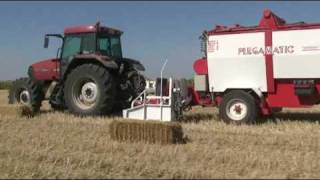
<box><xmin>1</xmin><ymin>90</ymin><xmax>320</xmax><ymax>179</ymax></box>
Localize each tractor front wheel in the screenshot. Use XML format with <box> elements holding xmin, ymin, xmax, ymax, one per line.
<box><xmin>8</xmin><ymin>77</ymin><xmax>29</xmax><ymax>104</ymax></box>
<box><xmin>64</xmin><ymin>64</ymin><xmax>116</xmax><ymax>116</ymax></box>
<box><xmin>219</xmin><ymin>90</ymin><xmax>258</xmax><ymax>125</ymax></box>
<box><xmin>8</xmin><ymin>77</ymin><xmax>44</xmax><ymax>112</ymax></box>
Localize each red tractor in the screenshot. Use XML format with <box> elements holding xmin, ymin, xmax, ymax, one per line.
<box><xmin>9</xmin><ymin>22</ymin><xmax>146</xmax><ymax>116</ymax></box>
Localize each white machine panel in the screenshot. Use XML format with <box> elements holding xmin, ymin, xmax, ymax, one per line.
<box><xmin>273</xmin><ymin>29</ymin><xmax>320</xmax><ymax>78</ymax></box>
<box><xmin>194</xmin><ymin>75</ymin><xmax>208</xmax><ymax>91</ymax></box>
<box><xmin>207</xmin><ymin>32</ymin><xmax>267</xmax><ymax>92</ymax></box>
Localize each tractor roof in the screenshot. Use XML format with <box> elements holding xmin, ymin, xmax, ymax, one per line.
<box><xmin>64</xmin><ymin>22</ymin><xmax>123</xmax><ymax>35</ymax></box>
<box><xmin>207</xmin><ymin>9</ymin><xmax>320</xmax><ymax>35</ymax></box>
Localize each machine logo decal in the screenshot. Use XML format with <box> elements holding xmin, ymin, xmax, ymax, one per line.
<box><xmin>207</xmin><ymin>40</ymin><xmax>219</xmax><ymax>52</ymax></box>
<box><xmin>238</xmin><ymin>45</ymin><xmax>294</xmax><ymax>55</ymax></box>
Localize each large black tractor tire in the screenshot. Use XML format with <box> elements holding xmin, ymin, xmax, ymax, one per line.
<box><xmin>26</xmin><ymin>79</ymin><xmax>45</xmax><ymax>113</ymax></box>
<box><xmin>8</xmin><ymin>77</ymin><xmax>29</xmax><ymax>104</ymax></box>
<box><xmin>9</xmin><ymin>77</ymin><xmax>44</xmax><ymax>112</ymax></box>
<box><xmin>64</xmin><ymin>64</ymin><xmax>116</xmax><ymax>116</ymax></box>
<box><xmin>50</xmin><ymin>102</ymin><xmax>66</xmax><ymax>112</ymax></box>
<box><xmin>130</xmin><ymin>72</ymin><xmax>146</xmax><ymax>96</ymax></box>
<box><xmin>219</xmin><ymin>90</ymin><xmax>258</xmax><ymax>125</ymax></box>
<box><xmin>113</xmin><ymin>72</ymin><xmax>146</xmax><ymax>112</ymax></box>
<box><xmin>49</xmin><ymin>85</ymin><xmax>66</xmax><ymax>112</ymax></box>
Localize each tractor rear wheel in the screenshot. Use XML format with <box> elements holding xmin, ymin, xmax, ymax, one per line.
<box><xmin>64</xmin><ymin>64</ymin><xmax>116</xmax><ymax>116</ymax></box>
<box><xmin>130</xmin><ymin>72</ymin><xmax>146</xmax><ymax>96</ymax></box>
<box><xmin>49</xmin><ymin>85</ymin><xmax>66</xmax><ymax>111</ymax></box>
<box><xmin>219</xmin><ymin>90</ymin><xmax>258</xmax><ymax>125</ymax></box>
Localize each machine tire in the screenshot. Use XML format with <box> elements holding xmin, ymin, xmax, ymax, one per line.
<box><xmin>219</xmin><ymin>90</ymin><xmax>258</xmax><ymax>125</ymax></box>
<box><xmin>8</xmin><ymin>77</ymin><xmax>29</xmax><ymax>104</ymax></box>
<box><xmin>64</xmin><ymin>64</ymin><xmax>116</xmax><ymax>116</ymax></box>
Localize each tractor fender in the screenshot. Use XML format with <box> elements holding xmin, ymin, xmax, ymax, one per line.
<box><xmin>63</xmin><ymin>54</ymin><xmax>118</xmax><ymax>79</ymax></box>
<box><xmin>127</xmin><ymin>70</ymin><xmax>140</xmax><ymax>79</ymax></box>
<box><xmin>73</xmin><ymin>54</ymin><xmax>118</xmax><ymax>69</ymax></box>
<box><xmin>121</xmin><ymin>57</ymin><xmax>145</xmax><ymax>71</ymax></box>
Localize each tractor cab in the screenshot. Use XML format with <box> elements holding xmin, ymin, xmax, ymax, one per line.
<box><xmin>41</xmin><ymin>22</ymin><xmax>135</xmax><ymax>81</ymax></box>
<box><xmin>45</xmin><ymin>22</ymin><xmax>123</xmax><ymax>60</ymax></box>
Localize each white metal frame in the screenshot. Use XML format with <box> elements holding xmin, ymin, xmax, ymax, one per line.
<box><xmin>122</xmin><ymin>78</ymin><xmax>175</xmax><ymax>121</ymax></box>
<box><xmin>123</xmin><ymin>59</ymin><xmax>178</xmax><ymax>121</ymax></box>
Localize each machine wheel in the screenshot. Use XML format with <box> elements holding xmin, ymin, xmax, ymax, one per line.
<box><xmin>219</xmin><ymin>90</ymin><xmax>258</xmax><ymax>125</ymax></box>
<box><xmin>8</xmin><ymin>77</ymin><xmax>29</xmax><ymax>104</ymax></box>
<box><xmin>64</xmin><ymin>64</ymin><xmax>116</xmax><ymax>116</ymax></box>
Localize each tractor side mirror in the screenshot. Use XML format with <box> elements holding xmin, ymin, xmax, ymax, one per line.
<box><xmin>44</xmin><ymin>36</ymin><xmax>49</xmax><ymax>48</ymax></box>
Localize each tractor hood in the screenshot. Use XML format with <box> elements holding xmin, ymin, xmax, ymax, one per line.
<box><xmin>29</xmin><ymin>58</ymin><xmax>60</xmax><ymax>81</ymax></box>
<box><xmin>120</xmin><ymin>57</ymin><xmax>145</xmax><ymax>71</ymax></box>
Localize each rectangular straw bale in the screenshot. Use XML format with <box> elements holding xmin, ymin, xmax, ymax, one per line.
<box><xmin>109</xmin><ymin>119</ymin><xmax>185</xmax><ymax>144</ymax></box>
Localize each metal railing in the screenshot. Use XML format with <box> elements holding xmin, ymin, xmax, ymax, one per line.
<box><xmin>130</xmin><ymin>78</ymin><xmax>173</xmax><ymax>108</ymax></box>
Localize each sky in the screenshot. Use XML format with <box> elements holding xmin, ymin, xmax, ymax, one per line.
<box><xmin>1</xmin><ymin>1</ymin><xmax>320</xmax><ymax>80</ymax></box>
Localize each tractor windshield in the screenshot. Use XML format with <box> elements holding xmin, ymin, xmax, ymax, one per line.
<box><xmin>97</xmin><ymin>35</ymin><xmax>122</xmax><ymax>58</ymax></box>
<box><xmin>62</xmin><ymin>33</ymin><xmax>96</xmax><ymax>59</ymax></box>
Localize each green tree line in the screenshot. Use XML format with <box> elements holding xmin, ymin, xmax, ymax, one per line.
<box><xmin>0</xmin><ymin>80</ymin><xmax>12</xmax><ymax>90</ymax></box>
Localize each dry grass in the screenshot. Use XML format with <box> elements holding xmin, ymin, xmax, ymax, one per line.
<box><xmin>1</xmin><ymin>90</ymin><xmax>320</xmax><ymax>178</ymax></box>
<box><xmin>17</xmin><ymin>105</ymin><xmax>36</xmax><ymax>118</ymax></box>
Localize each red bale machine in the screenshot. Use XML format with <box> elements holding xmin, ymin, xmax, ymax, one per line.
<box><xmin>191</xmin><ymin>9</ymin><xmax>320</xmax><ymax>124</ymax></box>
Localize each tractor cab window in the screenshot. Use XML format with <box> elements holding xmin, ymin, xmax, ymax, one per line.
<box><xmin>62</xmin><ymin>36</ymin><xmax>81</xmax><ymax>59</ymax></box>
<box><xmin>62</xmin><ymin>33</ymin><xmax>96</xmax><ymax>59</ymax></box>
<box><xmin>81</xmin><ymin>34</ymin><xmax>95</xmax><ymax>54</ymax></box>
<box><xmin>98</xmin><ymin>35</ymin><xmax>122</xmax><ymax>58</ymax></box>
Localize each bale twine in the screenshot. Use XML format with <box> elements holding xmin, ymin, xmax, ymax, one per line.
<box><xmin>110</xmin><ymin>119</ymin><xmax>185</xmax><ymax>144</ymax></box>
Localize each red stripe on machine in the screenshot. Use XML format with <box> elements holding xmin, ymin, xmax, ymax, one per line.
<box><xmin>265</xmin><ymin>30</ymin><xmax>274</xmax><ymax>93</ymax></box>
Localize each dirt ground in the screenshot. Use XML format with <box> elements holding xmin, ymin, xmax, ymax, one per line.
<box><xmin>1</xmin><ymin>90</ymin><xmax>320</xmax><ymax>179</ymax></box>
